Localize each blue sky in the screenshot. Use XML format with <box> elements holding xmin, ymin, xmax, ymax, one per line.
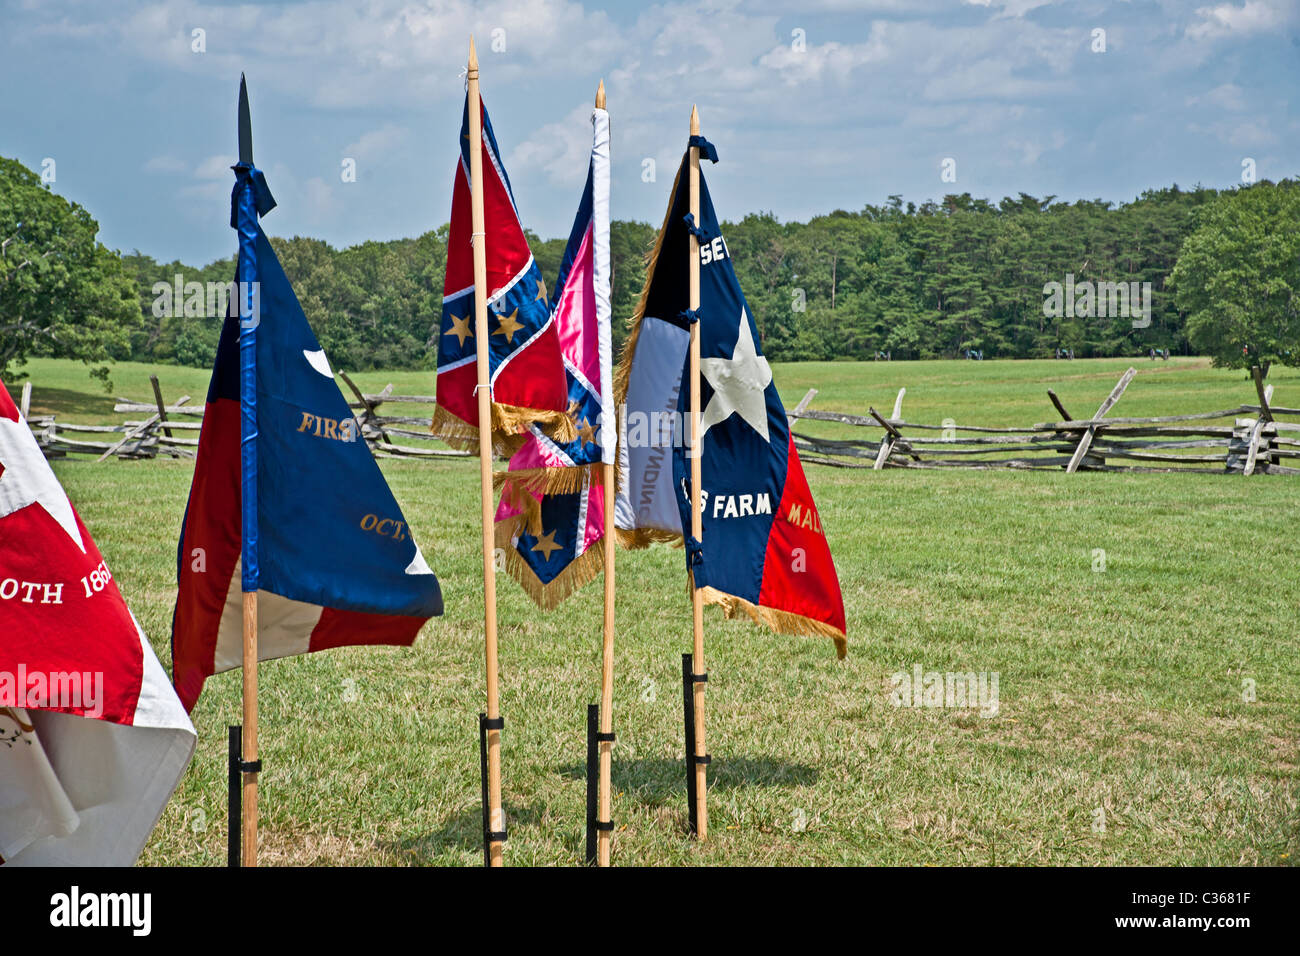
<box><xmin>2</xmin><ymin>0</ymin><xmax>1297</xmax><ymax>266</ymax></box>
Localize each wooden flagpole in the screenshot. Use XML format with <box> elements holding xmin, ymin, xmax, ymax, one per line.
<box><xmin>595</xmin><ymin>80</ymin><xmax>617</xmax><ymax>869</ymax></box>
<box><xmin>241</xmin><ymin>591</ymin><xmax>258</xmax><ymax>866</ymax></box>
<box><xmin>687</xmin><ymin>104</ymin><xmax>708</xmax><ymax>840</ymax></box>
<box><xmin>237</xmin><ymin>74</ymin><xmax>260</xmax><ymax>867</ymax></box>
<box><xmin>467</xmin><ymin>36</ymin><xmax>505</xmax><ymax>868</ymax></box>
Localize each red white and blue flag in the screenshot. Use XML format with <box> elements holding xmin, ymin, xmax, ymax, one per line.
<box><xmin>171</xmin><ymin>160</ymin><xmax>443</xmax><ymax>713</ymax></box>
<box><xmin>615</xmin><ymin>145</ymin><xmax>847</xmax><ymax>655</ymax></box>
<box><xmin>495</xmin><ymin>104</ymin><xmax>613</xmax><ymax>606</ymax></box>
<box><xmin>0</xmin><ymin>379</ymin><xmax>195</xmax><ymax>865</ymax></box>
<box><xmin>434</xmin><ymin>94</ymin><xmax>572</xmax><ymax>453</ymax></box>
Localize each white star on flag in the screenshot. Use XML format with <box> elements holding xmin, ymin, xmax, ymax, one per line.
<box><xmin>699</xmin><ymin>307</ymin><xmax>773</xmax><ymax>444</ymax></box>
<box><xmin>0</xmin><ymin>413</ymin><xmax>86</xmax><ymax>552</ymax></box>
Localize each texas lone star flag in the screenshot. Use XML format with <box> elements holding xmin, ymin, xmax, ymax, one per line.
<box><xmin>0</xmin><ymin>379</ymin><xmax>195</xmax><ymax>865</ymax></box>
<box><xmin>495</xmin><ymin>102</ymin><xmax>613</xmax><ymax>606</ymax></box>
<box><xmin>171</xmin><ymin>160</ymin><xmax>443</xmax><ymax>713</ymax></box>
<box><xmin>614</xmin><ymin>148</ymin><xmax>847</xmax><ymax>655</ymax></box>
<box><xmin>434</xmin><ymin>93</ymin><xmax>571</xmax><ymax>453</ymax></box>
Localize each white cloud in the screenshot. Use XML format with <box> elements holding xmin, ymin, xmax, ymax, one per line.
<box><xmin>301</xmin><ymin>176</ymin><xmax>338</xmax><ymax>225</ymax></box>
<box><xmin>193</xmin><ymin>155</ymin><xmax>232</xmax><ymax>180</ymax></box>
<box><xmin>343</xmin><ymin>124</ymin><xmax>410</xmax><ymax>164</ymax></box>
<box><xmin>964</xmin><ymin>0</ymin><xmax>1057</xmax><ymax>17</ymax></box>
<box><xmin>1186</xmin><ymin>1</ymin><xmax>1289</xmax><ymax>40</ymax></box>
<box><xmin>506</xmin><ymin>103</ymin><xmax>595</xmax><ymax>189</ymax></box>
<box><xmin>1187</xmin><ymin>82</ymin><xmax>1248</xmax><ymax>110</ymax></box>
<box><xmin>1003</xmin><ymin>129</ymin><xmax>1066</xmax><ymax>166</ymax></box>
<box><xmin>758</xmin><ymin>30</ymin><xmax>891</xmax><ymax>86</ymax></box>
<box><xmin>143</xmin><ymin>155</ymin><xmax>188</xmax><ymax>174</ymax></box>
<box><xmin>11</xmin><ymin>0</ymin><xmax>1300</xmax><ymax>264</ymax></box>
<box><xmin>105</xmin><ymin>0</ymin><xmax>626</xmax><ymax>110</ymax></box>
<box><xmin>1189</xmin><ymin>116</ymin><xmax>1279</xmax><ymax>147</ymax></box>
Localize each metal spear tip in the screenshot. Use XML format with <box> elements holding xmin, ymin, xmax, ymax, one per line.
<box><xmin>595</xmin><ymin>78</ymin><xmax>606</xmax><ymax>109</ymax></box>
<box><xmin>238</xmin><ymin>74</ymin><xmax>253</xmax><ymax>165</ymax></box>
<box><xmin>690</xmin><ymin>104</ymin><xmax>699</xmax><ymax>135</ymax></box>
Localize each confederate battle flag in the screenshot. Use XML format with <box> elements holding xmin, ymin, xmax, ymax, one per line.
<box><xmin>433</xmin><ymin>93</ymin><xmax>571</xmax><ymax>453</ymax></box>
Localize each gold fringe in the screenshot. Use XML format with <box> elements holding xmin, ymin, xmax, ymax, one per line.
<box><xmin>494</xmin><ymin>504</ymin><xmax>541</xmax><ymax>540</ymax></box>
<box><xmin>493</xmin><ymin>402</ymin><xmax>577</xmax><ymax>445</ymax></box>
<box><xmin>429</xmin><ymin>404</ymin><xmax>481</xmax><ymax>453</ymax></box>
<box><xmin>494</xmin><ymin>464</ymin><xmax>604</xmax><ymax>536</ymax></box>
<box><xmin>612</xmin><ymin>162</ymin><xmax>685</xmax><ymax>413</ymax></box>
<box><xmin>698</xmin><ymin>585</ymin><xmax>847</xmax><ymax>659</ymax></box>
<box><xmin>615</xmin><ymin>526</ymin><xmax>683</xmax><ymax>551</ymax></box>
<box><xmin>430</xmin><ymin>402</ymin><xmax>571</xmax><ymax>458</ymax></box>
<box><xmin>597</xmin><ymin>160</ymin><xmax>846</xmax><ymax>659</ymax></box>
<box><xmin>493</xmin><ymin>463</ymin><xmax>603</xmax><ymax>496</ymax></box>
<box><xmin>493</xmin><ymin>521</ymin><xmax>606</xmax><ymax>609</ymax></box>
<box><xmin>494</xmin><ymin>479</ymin><xmax>546</xmax><ymax>537</ymax></box>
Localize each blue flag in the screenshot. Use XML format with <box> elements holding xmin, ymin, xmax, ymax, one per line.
<box><xmin>172</xmin><ymin>147</ymin><xmax>443</xmax><ymax>712</ymax></box>
<box><xmin>615</xmin><ymin>147</ymin><xmax>846</xmax><ymax>655</ymax></box>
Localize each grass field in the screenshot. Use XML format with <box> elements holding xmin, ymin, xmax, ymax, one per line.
<box><xmin>16</xmin><ymin>356</ymin><xmax>1300</xmax><ymax>866</ymax></box>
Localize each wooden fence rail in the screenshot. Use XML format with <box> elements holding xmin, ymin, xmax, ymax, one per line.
<box><xmin>22</xmin><ymin>366</ymin><xmax>1297</xmax><ymax>475</ymax></box>
<box><xmin>26</xmin><ymin>372</ymin><xmax>470</xmax><ymax>462</ymax></box>
<box><xmin>787</xmin><ymin>366</ymin><xmax>1298</xmax><ymax>475</ymax></box>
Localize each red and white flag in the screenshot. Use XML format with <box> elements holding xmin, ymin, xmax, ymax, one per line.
<box><xmin>0</xmin><ymin>379</ymin><xmax>195</xmax><ymax>865</ymax></box>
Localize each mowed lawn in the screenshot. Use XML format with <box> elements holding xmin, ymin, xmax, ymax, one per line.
<box><xmin>21</xmin><ymin>356</ymin><xmax>1300</xmax><ymax>866</ymax></box>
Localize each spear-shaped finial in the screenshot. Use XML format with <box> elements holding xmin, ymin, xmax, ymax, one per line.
<box><xmin>690</xmin><ymin>103</ymin><xmax>700</xmax><ymax>136</ymax></box>
<box><xmin>595</xmin><ymin>78</ymin><xmax>606</xmax><ymax>109</ymax></box>
<box><xmin>468</xmin><ymin>35</ymin><xmax>478</xmax><ymax>78</ymax></box>
<box><xmin>238</xmin><ymin>73</ymin><xmax>253</xmax><ymax>165</ymax></box>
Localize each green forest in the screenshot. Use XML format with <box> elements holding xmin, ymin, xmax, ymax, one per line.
<box><xmin>3</xmin><ymin>153</ymin><xmax>1298</xmax><ymax>384</ymax></box>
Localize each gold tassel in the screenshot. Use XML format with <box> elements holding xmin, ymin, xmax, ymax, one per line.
<box><xmin>491</xmin><ymin>402</ymin><xmax>578</xmax><ymax>445</ymax></box>
<box><xmin>429</xmin><ymin>404</ymin><xmax>481</xmax><ymax>453</ymax></box>
<box><xmin>496</xmin><ymin>490</ymin><xmax>543</xmax><ymax>537</ymax></box>
<box><xmin>493</xmin><ymin>522</ymin><xmax>606</xmax><ymax>609</ymax></box>
<box><xmin>615</xmin><ymin>526</ymin><xmax>683</xmax><ymax>550</ymax></box>
<box><xmin>431</xmin><ymin>403</ymin><xmax>569</xmax><ymax>458</ymax></box>
<box><xmin>697</xmin><ymin>585</ymin><xmax>847</xmax><ymax>659</ymax></box>
<box><xmin>492</xmin><ymin>463</ymin><xmax>603</xmax><ymax>497</ymax></box>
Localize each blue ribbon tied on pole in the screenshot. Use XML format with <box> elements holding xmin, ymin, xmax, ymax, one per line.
<box><xmin>688</xmin><ymin>135</ymin><xmax>719</xmax><ymax>163</ymax></box>
<box><xmin>685</xmin><ymin>535</ymin><xmax>705</xmax><ymax>577</ymax></box>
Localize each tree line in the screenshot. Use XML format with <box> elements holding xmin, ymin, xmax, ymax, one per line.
<box><xmin>3</xmin><ymin>152</ymin><xmax>1296</xmax><ymax>386</ymax></box>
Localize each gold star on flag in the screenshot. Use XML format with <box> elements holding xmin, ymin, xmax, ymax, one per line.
<box><xmin>535</xmin><ymin>278</ymin><xmax>548</xmax><ymax>303</ymax></box>
<box><xmin>492</xmin><ymin>307</ymin><xmax>524</xmax><ymax>343</ymax></box>
<box><xmin>444</xmin><ymin>313</ymin><xmax>472</xmax><ymax>347</ymax></box>
<box><xmin>576</xmin><ymin>417</ymin><xmax>596</xmax><ymax>445</ymax></box>
<box><xmin>531</xmin><ymin>529</ymin><xmax>562</xmax><ymax>561</ymax></box>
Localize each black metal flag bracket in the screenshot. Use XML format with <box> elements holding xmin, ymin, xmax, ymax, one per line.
<box><xmin>681</xmin><ymin>654</ymin><xmax>699</xmax><ymax>836</ymax></box>
<box><xmin>227</xmin><ymin>724</ymin><xmax>262</xmax><ymax>868</ymax></box>
<box><xmin>585</xmin><ymin>708</ymin><xmax>618</xmax><ymax>864</ymax></box>
<box><xmin>479</xmin><ymin>713</ymin><xmax>506</xmax><ymax>867</ymax></box>
<box><xmin>585</xmin><ymin>704</ymin><xmax>599</xmax><ymax>864</ymax></box>
<box><xmin>227</xmin><ymin>725</ymin><xmax>241</xmax><ymax>868</ymax></box>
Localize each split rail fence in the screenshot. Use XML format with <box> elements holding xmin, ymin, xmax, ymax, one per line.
<box><xmin>24</xmin><ymin>371</ymin><xmax>467</xmax><ymax>463</ymax></box>
<box><xmin>787</xmin><ymin>366</ymin><xmax>1298</xmax><ymax>476</ymax></box>
<box><xmin>23</xmin><ymin>365</ymin><xmax>1297</xmax><ymax>476</ymax></box>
